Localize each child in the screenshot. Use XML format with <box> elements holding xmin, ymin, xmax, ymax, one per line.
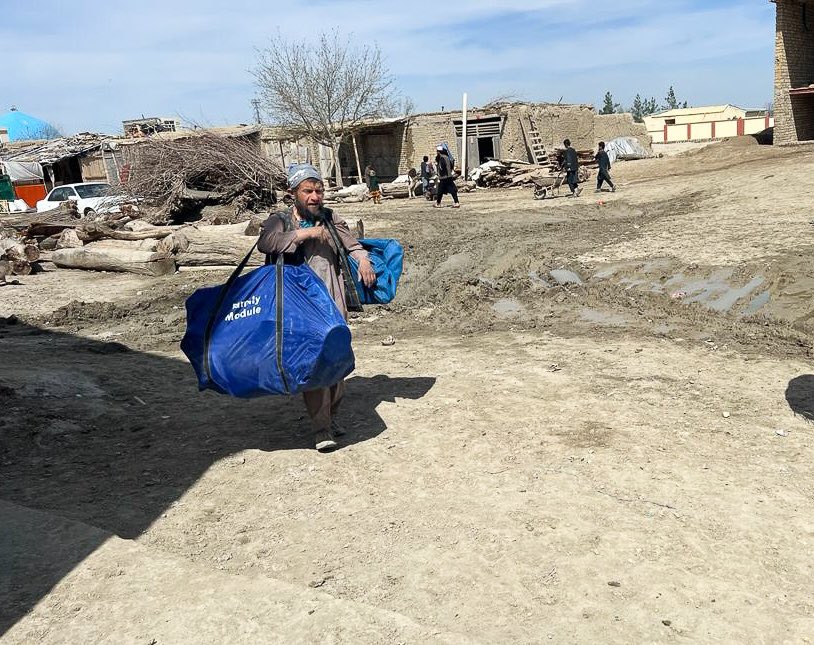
<box><xmin>368</xmin><ymin>168</ymin><xmax>382</xmax><ymax>204</ymax></box>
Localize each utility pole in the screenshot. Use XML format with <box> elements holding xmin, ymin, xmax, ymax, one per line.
<box><xmin>461</xmin><ymin>93</ymin><xmax>468</xmax><ymax>178</ymax></box>
<box><xmin>251</xmin><ymin>99</ymin><xmax>261</xmax><ymax>125</ymax></box>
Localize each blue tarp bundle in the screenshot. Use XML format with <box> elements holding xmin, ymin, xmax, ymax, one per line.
<box><xmin>348</xmin><ymin>238</ymin><xmax>404</xmax><ymax>305</ymax></box>
<box><xmin>181</xmin><ymin>261</ymin><xmax>354</xmax><ymax>398</ymax></box>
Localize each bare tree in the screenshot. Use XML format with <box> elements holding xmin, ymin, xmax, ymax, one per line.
<box><xmin>253</xmin><ymin>30</ymin><xmax>399</xmax><ymax>186</ymax></box>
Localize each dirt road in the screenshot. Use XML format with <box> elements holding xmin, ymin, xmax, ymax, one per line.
<box><xmin>2</xmin><ymin>139</ymin><xmax>814</xmax><ymax>643</ymax></box>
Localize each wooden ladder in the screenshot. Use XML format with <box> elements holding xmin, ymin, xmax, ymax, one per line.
<box><xmin>521</xmin><ymin>115</ymin><xmax>548</xmax><ymax>165</ymax></box>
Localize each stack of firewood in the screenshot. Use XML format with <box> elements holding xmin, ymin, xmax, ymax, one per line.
<box><xmin>470</xmin><ymin>151</ymin><xmax>598</xmax><ymax>189</ymax></box>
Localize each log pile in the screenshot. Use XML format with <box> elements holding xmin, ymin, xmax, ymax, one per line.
<box><xmin>0</xmin><ymin>201</ymin><xmax>274</xmax><ymax>278</ymax></box>
<box><xmin>0</xmin><ymin>237</ymin><xmax>40</xmax><ymax>280</ymax></box>
<box><xmin>469</xmin><ymin>151</ymin><xmax>598</xmax><ymax>189</ymax></box>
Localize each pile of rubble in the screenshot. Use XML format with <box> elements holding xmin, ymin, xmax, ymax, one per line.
<box><xmin>468</xmin><ymin>150</ymin><xmax>598</xmax><ymax>189</ymax></box>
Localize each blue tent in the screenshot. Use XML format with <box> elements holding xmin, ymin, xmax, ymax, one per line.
<box><xmin>0</xmin><ymin>107</ymin><xmax>58</xmax><ymax>141</ymax></box>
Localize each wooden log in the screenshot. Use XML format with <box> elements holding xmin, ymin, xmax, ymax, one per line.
<box><xmin>76</xmin><ymin>221</ymin><xmax>173</xmax><ymax>243</ymax></box>
<box><xmin>56</xmin><ymin>228</ymin><xmax>83</xmax><ymax>249</ymax></box>
<box><xmin>173</xmin><ymin>224</ymin><xmax>260</xmax><ymax>266</ymax></box>
<box><xmin>39</xmin><ymin>234</ymin><xmax>61</xmax><ymax>252</ymax></box>
<box><xmin>85</xmin><ymin>238</ymin><xmax>164</xmax><ymax>253</ymax></box>
<box><xmin>0</xmin><ymin>238</ymin><xmax>40</xmax><ymax>262</ymax></box>
<box><xmin>51</xmin><ymin>247</ymin><xmax>176</xmax><ymax>276</ymax></box>
<box><xmin>0</xmin><ymin>257</ymin><xmax>31</xmax><ymax>278</ymax></box>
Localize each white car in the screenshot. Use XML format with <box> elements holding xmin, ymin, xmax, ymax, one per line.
<box><xmin>35</xmin><ymin>182</ymin><xmax>129</xmax><ymax>217</ymax></box>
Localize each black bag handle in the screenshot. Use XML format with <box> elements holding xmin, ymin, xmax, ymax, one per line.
<box><xmin>202</xmin><ymin>242</ymin><xmax>259</xmax><ymax>381</ymax></box>
<box><xmin>319</xmin><ymin>210</ymin><xmax>364</xmax><ymax>313</ymax></box>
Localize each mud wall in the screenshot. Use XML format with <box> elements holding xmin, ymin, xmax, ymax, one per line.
<box><xmin>401</xmin><ymin>114</ymin><xmax>458</xmax><ymax>172</ymax></box>
<box><xmin>595</xmin><ymin>114</ymin><xmax>652</xmax><ymax>148</ymax></box>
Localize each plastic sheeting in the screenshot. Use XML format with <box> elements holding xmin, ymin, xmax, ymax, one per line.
<box><xmin>605</xmin><ymin>137</ymin><xmax>651</xmax><ymax>164</ymax></box>
<box><xmin>1</xmin><ymin>161</ymin><xmax>43</xmax><ymax>182</ymax></box>
<box><xmin>347</xmin><ymin>238</ymin><xmax>404</xmax><ymax>305</ymax></box>
<box><xmin>181</xmin><ymin>263</ymin><xmax>355</xmax><ymax>398</ymax></box>
<box><xmin>467</xmin><ymin>159</ymin><xmax>504</xmax><ymax>182</ymax></box>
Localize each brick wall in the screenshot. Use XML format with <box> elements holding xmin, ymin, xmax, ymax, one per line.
<box><xmin>774</xmin><ymin>0</ymin><xmax>814</xmax><ymax>143</ymax></box>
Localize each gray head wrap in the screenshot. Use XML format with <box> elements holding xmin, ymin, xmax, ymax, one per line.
<box><xmin>287</xmin><ymin>163</ymin><xmax>322</xmax><ymax>189</ymax></box>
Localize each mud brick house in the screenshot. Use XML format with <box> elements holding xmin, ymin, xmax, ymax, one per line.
<box><xmin>773</xmin><ymin>0</ymin><xmax>814</xmax><ymax>144</ymax></box>
<box><xmin>263</xmin><ymin>102</ymin><xmax>649</xmax><ymax>185</ymax></box>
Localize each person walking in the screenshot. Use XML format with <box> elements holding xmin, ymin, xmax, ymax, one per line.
<box><xmin>594</xmin><ymin>141</ymin><xmax>615</xmax><ymax>192</ymax></box>
<box><xmin>434</xmin><ymin>145</ymin><xmax>460</xmax><ymax>208</ymax></box>
<box><xmin>563</xmin><ymin>139</ymin><xmax>581</xmax><ymax>197</ymax></box>
<box><xmin>257</xmin><ymin>163</ymin><xmax>377</xmax><ymax>452</ymax></box>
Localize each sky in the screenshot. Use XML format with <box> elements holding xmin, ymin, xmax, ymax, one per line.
<box><xmin>1</xmin><ymin>0</ymin><xmax>775</xmax><ymax>136</ymax></box>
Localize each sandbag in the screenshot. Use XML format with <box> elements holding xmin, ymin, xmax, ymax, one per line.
<box><xmin>181</xmin><ymin>255</ymin><xmax>354</xmax><ymax>398</ymax></box>
<box><xmin>347</xmin><ymin>238</ymin><xmax>404</xmax><ymax>305</ymax></box>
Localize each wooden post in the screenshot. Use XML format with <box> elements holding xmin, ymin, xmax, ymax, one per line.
<box><xmin>461</xmin><ymin>93</ymin><xmax>468</xmax><ymax>177</ymax></box>
<box><xmin>278</xmin><ymin>141</ymin><xmax>286</xmax><ymax>171</ymax></box>
<box><xmin>352</xmin><ymin>133</ymin><xmax>363</xmax><ymax>184</ymax></box>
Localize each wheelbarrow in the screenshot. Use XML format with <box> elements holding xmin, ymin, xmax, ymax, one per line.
<box><xmin>532</xmin><ymin>173</ymin><xmax>565</xmax><ymax>200</ymax></box>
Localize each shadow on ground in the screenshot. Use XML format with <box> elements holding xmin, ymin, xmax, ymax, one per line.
<box><xmin>785</xmin><ymin>374</ymin><xmax>814</xmax><ymax>422</ymax></box>
<box><xmin>0</xmin><ymin>320</ymin><xmax>435</xmax><ymax>635</ymax></box>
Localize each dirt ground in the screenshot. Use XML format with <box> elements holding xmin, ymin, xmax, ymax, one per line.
<box><xmin>3</xmin><ymin>138</ymin><xmax>814</xmax><ymax>643</ymax></box>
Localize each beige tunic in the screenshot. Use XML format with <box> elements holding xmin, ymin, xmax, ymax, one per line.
<box><xmin>256</xmin><ymin>208</ymin><xmax>368</xmax><ymax>320</ymax></box>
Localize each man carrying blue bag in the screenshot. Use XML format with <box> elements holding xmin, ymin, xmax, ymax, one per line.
<box><xmin>258</xmin><ymin>164</ymin><xmax>377</xmax><ymax>452</ymax></box>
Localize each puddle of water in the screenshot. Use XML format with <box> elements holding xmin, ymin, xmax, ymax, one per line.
<box><xmin>580</xmin><ymin>308</ymin><xmax>629</xmax><ymax>327</ymax></box>
<box><xmin>708</xmin><ymin>276</ymin><xmax>765</xmax><ymax>312</ymax></box>
<box><xmin>593</xmin><ymin>262</ymin><xmax>638</xmax><ymax>279</ymax></box>
<box><xmin>492</xmin><ymin>298</ymin><xmax>524</xmax><ymax>316</ymax></box>
<box><xmin>741</xmin><ymin>290</ymin><xmax>771</xmax><ymax>317</ymax></box>
<box><xmin>528</xmin><ymin>270</ymin><xmax>552</xmax><ymax>289</ymax></box>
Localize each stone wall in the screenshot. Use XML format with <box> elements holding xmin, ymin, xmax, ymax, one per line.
<box><xmin>774</xmin><ymin>0</ymin><xmax>814</xmax><ymax>144</ymax></box>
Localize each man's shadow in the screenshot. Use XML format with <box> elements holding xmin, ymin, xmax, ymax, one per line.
<box><xmin>785</xmin><ymin>374</ymin><xmax>814</xmax><ymax>422</ymax></box>
<box><xmin>0</xmin><ymin>321</ymin><xmax>435</xmax><ymax>635</ymax></box>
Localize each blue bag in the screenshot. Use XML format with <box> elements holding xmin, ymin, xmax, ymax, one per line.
<box><xmin>346</xmin><ymin>238</ymin><xmax>404</xmax><ymax>305</ymax></box>
<box><xmin>180</xmin><ymin>246</ymin><xmax>355</xmax><ymax>398</ymax></box>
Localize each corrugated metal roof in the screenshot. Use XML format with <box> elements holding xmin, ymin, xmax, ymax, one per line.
<box><xmin>1</xmin><ymin>133</ymin><xmax>105</xmax><ymax>164</ymax></box>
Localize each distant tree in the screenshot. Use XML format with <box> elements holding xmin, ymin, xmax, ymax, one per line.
<box><xmin>643</xmin><ymin>96</ymin><xmax>660</xmax><ymax>116</ymax></box>
<box><xmin>631</xmin><ymin>94</ymin><xmax>644</xmax><ymax>122</ymax></box>
<box><xmin>399</xmin><ymin>96</ymin><xmax>416</xmax><ymax>117</ymax></box>
<box><xmin>253</xmin><ymin>30</ymin><xmax>400</xmax><ymax>186</ymax></box>
<box><xmin>600</xmin><ymin>91</ymin><xmax>622</xmax><ymax>115</ymax></box>
<box><xmin>665</xmin><ymin>86</ymin><xmax>679</xmax><ymax>110</ymax></box>
<box><xmin>765</xmin><ymin>101</ymin><xmax>774</xmax><ymax>116</ymax></box>
<box><xmin>664</xmin><ymin>86</ymin><xmax>689</xmax><ymax>110</ymax></box>
<box><xmin>630</xmin><ymin>94</ymin><xmax>661</xmax><ymax>122</ymax></box>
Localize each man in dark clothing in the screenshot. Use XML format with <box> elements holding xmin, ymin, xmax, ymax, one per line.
<box><xmin>434</xmin><ymin>145</ymin><xmax>460</xmax><ymax>208</ymax></box>
<box><xmin>563</xmin><ymin>139</ymin><xmax>581</xmax><ymax>197</ymax></box>
<box><xmin>594</xmin><ymin>141</ymin><xmax>615</xmax><ymax>192</ymax></box>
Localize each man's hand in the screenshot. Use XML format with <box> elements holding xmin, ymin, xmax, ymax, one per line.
<box><xmin>296</xmin><ymin>226</ymin><xmax>330</xmax><ymax>244</ymax></box>
<box><xmin>357</xmin><ymin>258</ymin><xmax>376</xmax><ymax>288</ymax></box>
